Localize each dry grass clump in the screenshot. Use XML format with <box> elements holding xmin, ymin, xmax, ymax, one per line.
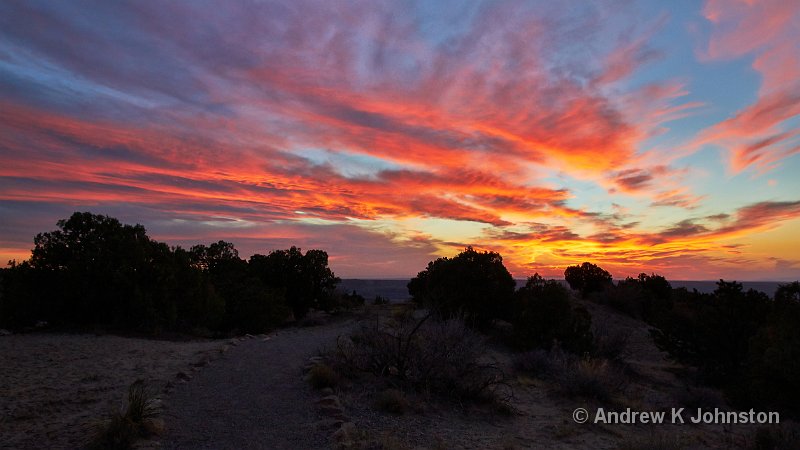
<box><xmin>88</xmin><ymin>380</ymin><xmax>161</xmax><ymax>450</ymax></box>
<box><xmin>591</xmin><ymin>323</ymin><xmax>631</xmax><ymax>362</ymax></box>
<box><xmin>333</xmin><ymin>313</ymin><xmax>509</xmax><ymax>403</ymax></box>
<box><xmin>556</xmin><ymin>357</ymin><xmax>627</xmax><ymax>402</ymax></box>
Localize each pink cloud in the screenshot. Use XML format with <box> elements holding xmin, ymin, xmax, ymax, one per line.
<box><xmin>695</xmin><ymin>0</ymin><xmax>800</xmax><ymax>173</ymax></box>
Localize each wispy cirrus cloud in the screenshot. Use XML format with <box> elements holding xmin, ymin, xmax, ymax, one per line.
<box><xmin>0</xmin><ymin>0</ymin><xmax>798</xmax><ymax>279</ymax></box>
<box><xmin>693</xmin><ymin>0</ymin><xmax>800</xmax><ymax>174</ymax></box>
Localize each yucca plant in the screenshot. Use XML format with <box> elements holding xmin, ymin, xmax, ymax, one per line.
<box><xmin>88</xmin><ymin>380</ymin><xmax>161</xmax><ymax>450</ymax></box>
<box><xmin>125</xmin><ymin>380</ymin><xmax>159</xmax><ymax>423</ymax></box>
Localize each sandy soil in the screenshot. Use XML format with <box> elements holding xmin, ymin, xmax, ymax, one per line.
<box><xmin>0</xmin><ymin>333</ymin><xmax>227</xmax><ymax>449</ymax></box>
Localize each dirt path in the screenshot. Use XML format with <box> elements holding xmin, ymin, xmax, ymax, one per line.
<box><xmin>159</xmin><ymin>319</ymin><xmax>355</xmax><ymax>449</ymax></box>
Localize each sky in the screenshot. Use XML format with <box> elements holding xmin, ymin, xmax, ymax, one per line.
<box><xmin>1</xmin><ymin>0</ymin><xmax>799</xmax><ymax>280</ymax></box>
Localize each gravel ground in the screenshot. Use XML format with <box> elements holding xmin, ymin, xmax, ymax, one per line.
<box><xmin>0</xmin><ymin>333</ymin><xmax>225</xmax><ymax>449</ymax></box>
<box><xmin>160</xmin><ymin>319</ymin><xmax>356</xmax><ymax>450</ymax></box>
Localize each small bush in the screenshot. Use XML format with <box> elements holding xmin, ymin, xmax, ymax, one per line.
<box><xmin>374</xmin><ymin>389</ymin><xmax>409</xmax><ymax>414</ymax></box>
<box><xmin>592</xmin><ymin>323</ymin><xmax>631</xmax><ymax>362</ymax></box>
<box><xmin>337</xmin><ymin>290</ymin><xmax>366</xmax><ymax>310</ymax></box>
<box><xmin>334</xmin><ymin>314</ymin><xmax>508</xmax><ymax>402</ymax></box>
<box><xmin>308</xmin><ymin>364</ymin><xmax>339</xmax><ymax>390</ymax></box>
<box><xmin>373</xmin><ymin>295</ymin><xmax>389</xmax><ymax>305</ymax></box>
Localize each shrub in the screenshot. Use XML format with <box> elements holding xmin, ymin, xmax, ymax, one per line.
<box><xmin>564</xmin><ymin>262</ymin><xmax>613</xmax><ymax>298</ymax></box>
<box><xmin>407</xmin><ymin>247</ymin><xmax>515</xmax><ymax>327</ymax></box>
<box><xmin>333</xmin><ymin>290</ymin><xmax>366</xmax><ymax>310</ymax></box>
<box><xmin>511</xmin><ymin>274</ymin><xmax>593</xmax><ymax>353</ymax></box>
<box><xmin>334</xmin><ymin>314</ymin><xmax>508</xmax><ymax>402</ymax></box>
<box><xmin>373</xmin><ymin>295</ymin><xmax>389</xmax><ymax>305</ymax></box>
<box><xmin>591</xmin><ymin>322</ymin><xmax>631</xmax><ymax>362</ymax></box>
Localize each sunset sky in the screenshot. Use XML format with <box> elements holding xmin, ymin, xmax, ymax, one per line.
<box><xmin>1</xmin><ymin>0</ymin><xmax>799</xmax><ymax>280</ymax></box>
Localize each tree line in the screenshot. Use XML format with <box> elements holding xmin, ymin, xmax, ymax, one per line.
<box><xmin>0</xmin><ymin>212</ymin><xmax>354</xmax><ymax>334</ymax></box>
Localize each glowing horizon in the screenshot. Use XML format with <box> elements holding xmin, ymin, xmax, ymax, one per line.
<box><xmin>1</xmin><ymin>1</ymin><xmax>799</xmax><ymax>280</ymax></box>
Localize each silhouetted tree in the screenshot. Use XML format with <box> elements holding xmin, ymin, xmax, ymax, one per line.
<box><xmin>190</xmin><ymin>241</ymin><xmax>248</xmax><ymax>302</ymax></box>
<box><xmin>248</xmin><ymin>247</ymin><xmax>339</xmax><ymax>319</ymax></box>
<box><xmin>743</xmin><ymin>282</ymin><xmax>800</xmax><ymax>413</ymax></box>
<box><xmin>774</xmin><ymin>281</ymin><xmax>800</xmax><ymax>303</ymax></box>
<box><xmin>564</xmin><ymin>262</ymin><xmax>613</xmax><ymax>297</ymax></box>
<box><xmin>190</xmin><ymin>241</ymin><xmax>294</xmax><ymax>331</ymax></box>
<box><xmin>605</xmin><ymin>273</ymin><xmax>673</xmax><ymax>319</ymax></box>
<box><xmin>0</xmin><ymin>212</ymin><xmax>227</xmax><ymax>331</ymax></box>
<box><xmin>407</xmin><ymin>247</ymin><xmax>515</xmax><ymax>327</ymax></box>
<box><xmin>632</xmin><ymin>273</ymin><xmax>672</xmax><ymax>300</ymax></box>
<box><xmin>189</xmin><ymin>240</ymin><xmax>240</xmax><ymax>271</ymax></box>
<box><xmin>0</xmin><ymin>212</ymin><xmax>348</xmax><ymax>334</ymax></box>
<box><xmin>29</xmin><ymin>212</ymin><xmax>163</xmax><ymax>326</ymax></box>
<box><xmin>651</xmin><ymin>280</ymin><xmax>770</xmax><ymax>385</ymax></box>
<box><xmin>512</xmin><ymin>274</ymin><xmax>593</xmax><ymax>353</ymax></box>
